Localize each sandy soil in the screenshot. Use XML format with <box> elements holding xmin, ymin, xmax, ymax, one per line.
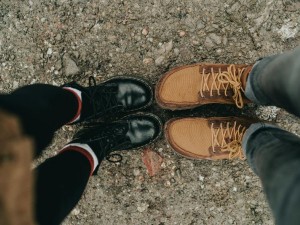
<box><xmin>1</xmin><ymin>0</ymin><xmax>300</xmax><ymax>224</ymax></box>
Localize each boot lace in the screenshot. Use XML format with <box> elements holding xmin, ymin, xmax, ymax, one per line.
<box><xmin>210</xmin><ymin>121</ymin><xmax>246</xmax><ymax>160</ymax></box>
<box><xmin>199</xmin><ymin>65</ymin><xmax>246</xmax><ymax>108</ymax></box>
<box><xmin>87</xmin><ymin>76</ymin><xmax>124</xmax><ymax>120</ymax></box>
<box><xmin>74</xmin><ymin>121</ymin><xmax>133</xmax><ymax>162</ymax></box>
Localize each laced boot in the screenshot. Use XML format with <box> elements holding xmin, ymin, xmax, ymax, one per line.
<box><xmin>156</xmin><ymin>64</ymin><xmax>253</xmax><ymax>110</ymax></box>
<box><xmin>69</xmin><ymin>113</ymin><xmax>162</xmax><ymax>173</ymax></box>
<box><xmin>165</xmin><ymin>117</ymin><xmax>257</xmax><ymax>160</ymax></box>
<box><xmin>63</xmin><ymin>76</ymin><xmax>153</xmax><ymax>123</ymax></box>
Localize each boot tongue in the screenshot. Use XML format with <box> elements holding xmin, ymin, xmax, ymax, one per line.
<box><xmin>92</xmin><ymin>84</ymin><xmax>123</xmax><ymax>115</ymax></box>
<box><xmin>241</xmin><ymin>65</ymin><xmax>253</xmax><ymax>90</ymax></box>
<box><xmin>106</xmin><ymin>122</ymin><xmax>132</xmax><ymax>151</ymax></box>
<box><xmin>113</xmin><ymin>121</ymin><xmax>129</xmax><ymax>135</ymax></box>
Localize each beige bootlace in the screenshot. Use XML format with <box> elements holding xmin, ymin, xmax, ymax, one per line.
<box><xmin>210</xmin><ymin>121</ymin><xmax>246</xmax><ymax>160</ymax></box>
<box><xmin>199</xmin><ymin>65</ymin><xmax>246</xmax><ymax>108</ymax></box>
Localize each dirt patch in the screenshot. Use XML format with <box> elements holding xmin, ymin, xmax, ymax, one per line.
<box><xmin>1</xmin><ymin>0</ymin><xmax>299</xmax><ymax>224</ymax></box>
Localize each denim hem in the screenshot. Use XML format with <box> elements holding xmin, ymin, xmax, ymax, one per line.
<box><xmin>242</xmin><ymin>122</ymin><xmax>280</xmax><ymax>156</ymax></box>
<box><xmin>245</xmin><ymin>60</ymin><xmax>261</xmax><ymax>104</ymax></box>
<box><xmin>245</xmin><ymin>55</ymin><xmax>280</xmax><ymax>106</ymax></box>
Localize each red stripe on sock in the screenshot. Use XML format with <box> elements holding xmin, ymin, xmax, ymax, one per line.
<box><xmin>60</xmin><ymin>146</ymin><xmax>94</xmax><ymax>176</ymax></box>
<box><xmin>64</xmin><ymin>88</ymin><xmax>82</xmax><ymax>124</ymax></box>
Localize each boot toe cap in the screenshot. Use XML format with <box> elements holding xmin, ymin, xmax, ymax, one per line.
<box><xmin>112</xmin><ymin>78</ymin><xmax>153</xmax><ymax>110</ymax></box>
<box><xmin>125</xmin><ymin>114</ymin><xmax>162</xmax><ymax>147</ymax></box>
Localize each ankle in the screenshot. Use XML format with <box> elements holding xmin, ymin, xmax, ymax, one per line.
<box><xmin>60</xmin><ymin>143</ymin><xmax>99</xmax><ymax>176</ymax></box>
<box><xmin>244</xmin><ymin>60</ymin><xmax>262</xmax><ymax>103</ymax></box>
<box><xmin>242</xmin><ymin>122</ymin><xmax>279</xmax><ymax>156</ymax></box>
<box><xmin>63</xmin><ymin>87</ymin><xmax>82</xmax><ymax>123</ymax></box>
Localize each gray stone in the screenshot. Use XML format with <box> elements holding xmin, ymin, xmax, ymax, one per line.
<box><xmin>55</xmin><ymin>60</ymin><xmax>62</xmax><ymax>70</ymax></box>
<box><xmin>155</xmin><ymin>40</ymin><xmax>173</xmax><ymax>56</ymax></box>
<box><xmin>55</xmin><ymin>34</ymin><xmax>62</xmax><ymax>41</ymax></box>
<box><xmin>46</xmin><ymin>48</ymin><xmax>52</xmax><ymax>55</ymax></box>
<box><xmin>63</xmin><ymin>55</ymin><xmax>80</xmax><ymax>76</ymax></box>
<box><xmin>155</xmin><ymin>56</ymin><xmax>165</xmax><ymax>65</ymax></box>
<box><xmin>204</xmin><ymin>36</ymin><xmax>214</xmax><ymax>48</ymax></box>
<box><xmin>209</xmin><ymin>33</ymin><xmax>222</xmax><ymax>45</ymax></box>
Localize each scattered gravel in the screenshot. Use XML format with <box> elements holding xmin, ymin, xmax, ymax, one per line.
<box><xmin>0</xmin><ymin>0</ymin><xmax>299</xmax><ymax>224</ymax></box>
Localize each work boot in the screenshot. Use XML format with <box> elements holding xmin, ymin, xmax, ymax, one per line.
<box><xmin>165</xmin><ymin>117</ymin><xmax>257</xmax><ymax>160</ymax></box>
<box><xmin>156</xmin><ymin>64</ymin><xmax>253</xmax><ymax>110</ymax></box>
<box><xmin>64</xmin><ymin>76</ymin><xmax>153</xmax><ymax>123</ymax></box>
<box><xmin>67</xmin><ymin>113</ymin><xmax>162</xmax><ymax>174</ymax></box>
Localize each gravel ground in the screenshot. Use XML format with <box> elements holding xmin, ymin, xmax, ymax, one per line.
<box><xmin>1</xmin><ymin>0</ymin><xmax>300</xmax><ymax>224</ymax></box>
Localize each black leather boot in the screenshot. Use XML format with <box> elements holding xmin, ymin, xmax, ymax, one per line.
<box><xmin>64</xmin><ymin>76</ymin><xmax>153</xmax><ymax>122</ymax></box>
<box><xmin>71</xmin><ymin>113</ymin><xmax>162</xmax><ymax>174</ymax></box>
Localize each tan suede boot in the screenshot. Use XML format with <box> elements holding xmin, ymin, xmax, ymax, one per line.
<box><xmin>165</xmin><ymin>117</ymin><xmax>256</xmax><ymax>160</ymax></box>
<box><xmin>156</xmin><ymin>64</ymin><xmax>253</xmax><ymax>110</ymax></box>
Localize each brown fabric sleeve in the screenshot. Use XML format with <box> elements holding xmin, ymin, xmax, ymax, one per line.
<box><xmin>0</xmin><ymin>110</ymin><xmax>35</xmax><ymax>225</ymax></box>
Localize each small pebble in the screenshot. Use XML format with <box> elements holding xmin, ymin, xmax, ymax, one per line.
<box><xmin>199</xmin><ymin>175</ymin><xmax>204</xmax><ymax>181</ymax></box>
<box><xmin>143</xmin><ymin>58</ymin><xmax>153</xmax><ymax>65</ymax></box>
<box><xmin>174</xmin><ymin>48</ymin><xmax>180</xmax><ymax>56</ymax></box>
<box><xmin>142</xmin><ymin>28</ymin><xmax>149</xmax><ymax>36</ymax></box>
<box><xmin>137</xmin><ymin>203</ymin><xmax>149</xmax><ymax>212</ymax></box>
<box><xmin>179</xmin><ymin>30</ymin><xmax>186</xmax><ymax>37</ymax></box>
<box><xmin>155</xmin><ymin>56</ymin><xmax>165</xmax><ymax>65</ymax></box>
<box><xmin>55</xmin><ymin>34</ymin><xmax>62</xmax><ymax>41</ymax></box>
<box><xmin>133</xmin><ymin>169</ymin><xmax>140</xmax><ymax>176</ymax></box>
<box><xmin>175</xmin><ymin>168</ymin><xmax>181</xmax><ymax>178</ymax></box>
<box><xmin>71</xmin><ymin>208</ymin><xmax>80</xmax><ymax>216</ymax></box>
<box><xmin>165</xmin><ymin>180</ymin><xmax>171</xmax><ymax>186</ymax></box>
<box><xmin>63</xmin><ymin>56</ymin><xmax>80</xmax><ymax>76</ymax></box>
<box><xmin>216</xmin><ymin>49</ymin><xmax>222</xmax><ymax>54</ymax></box>
<box><xmin>47</xmin><ymin>48</ymin><xmax>52</xmax><ymax>55</ymax></box>
<box><xmin>13</xmin><ymin>81</ymin><xmax>18</xmax><ymax>89</ymax></box>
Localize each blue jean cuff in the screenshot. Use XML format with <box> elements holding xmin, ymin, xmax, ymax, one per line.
<box><xmin>242</xmin><ymin>122</ymin><xmax>280</xmax><ymax>156</ymax></box>
<box><xmin>245</xmin><ymin>60</ymin><xmax>262</xmax><ymax>104</ymax></box>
